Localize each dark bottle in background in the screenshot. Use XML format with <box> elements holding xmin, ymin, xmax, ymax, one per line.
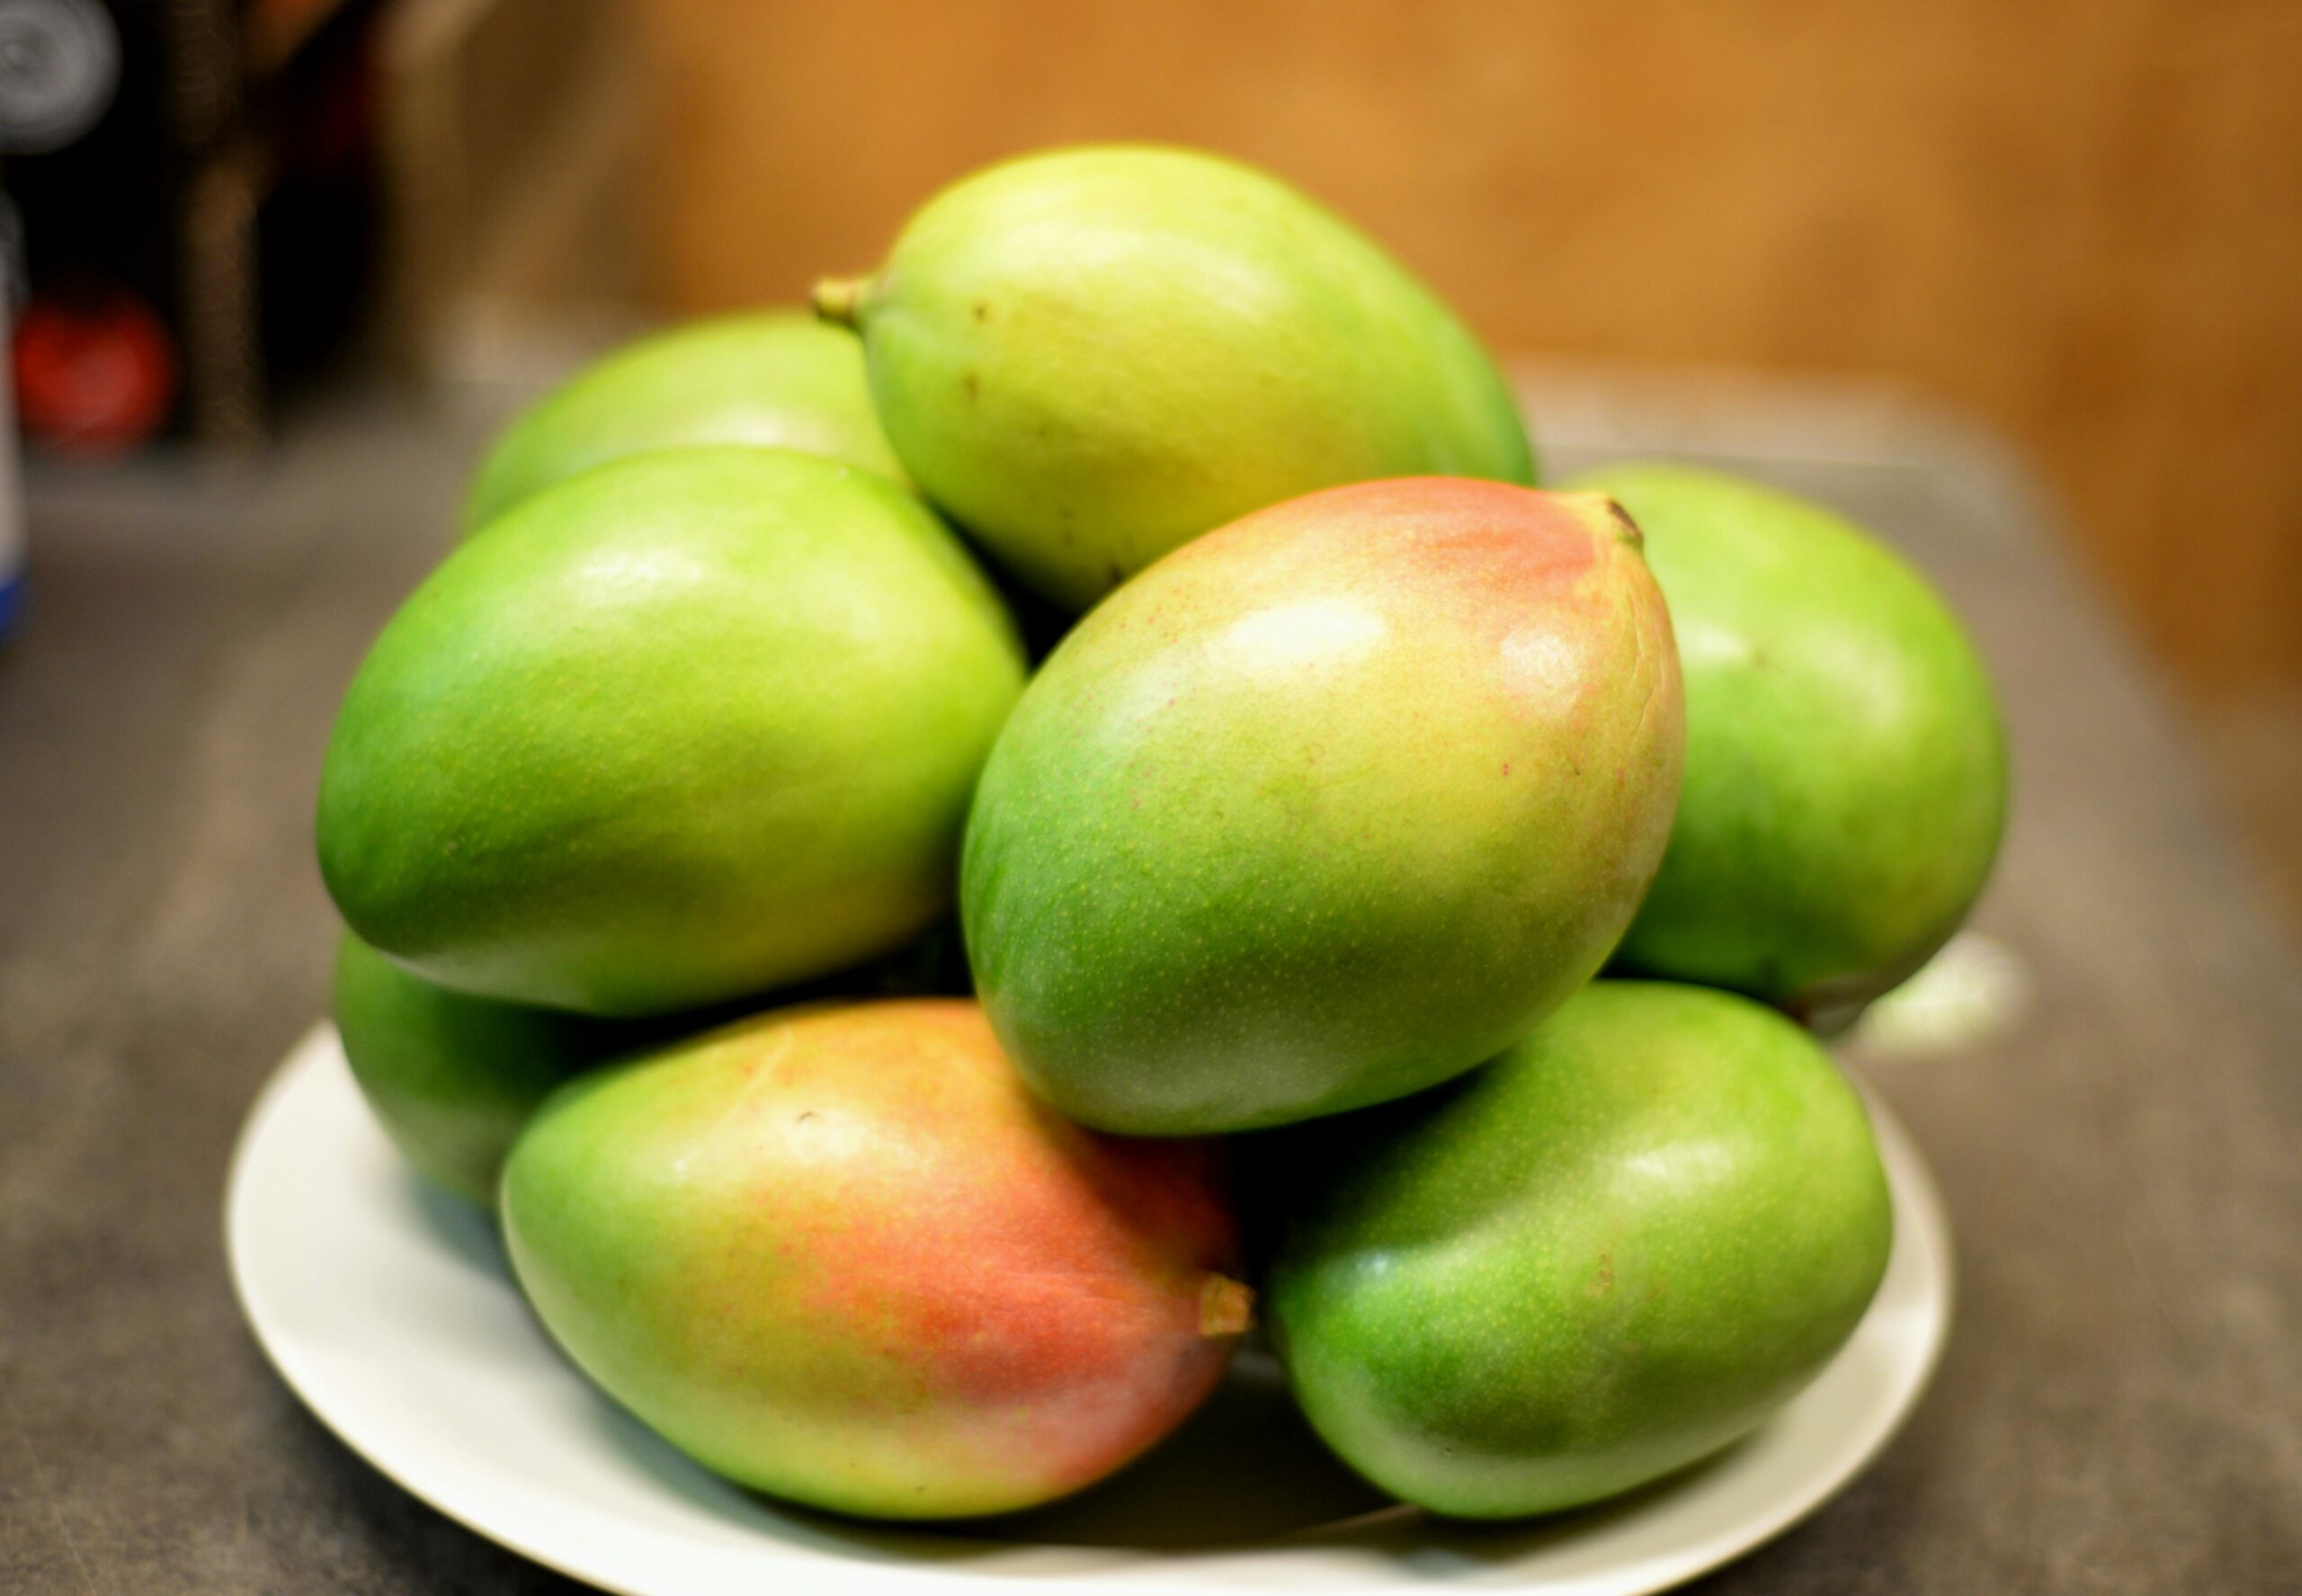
<box><xmin>0</xmin><ymin>0</ymin><xmax>126</xmax><ymax>640</ymax></box>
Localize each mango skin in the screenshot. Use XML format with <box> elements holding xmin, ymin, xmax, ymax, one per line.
<box><xmin>332</xmin><ymin>918</ymin><xmax>968</xmax><ymax>1204</ymax></box>
<box><xmin>962</xmin><ymin>478</ymin><xmax>1683</xmax><ymax>1135</ymax></box>
<box><xmin>1571</xmin><ymin>463</ymin><xmax>2008</xmax><ymax>1015</ymax></box>
<box><xmin>838</xmin><ymin>145</ymin><xmax>1536</xmax><ymax>609</ymax></box>
<box><xmin>317</xmin><ymin>449</ymin><xmax>1026</xmax><ymax>1017</ymax></box>
<box><xmin>1265</xmin><ymin>981</ymin><xmax>1895</xmax><ymax>1520</ymax></box>
<box><xmin>500</xmin><ymin>1000</ymin><xmax>1248</xmax><ymax>1520</ymax></box>
<box><xmin>333</xmin><ymin>932</ymin><xmax>650</xmax><ymax>1205</ymax></box>
<box><xmin>463</xmin><ymin>311</ymin><xmax>906</xmax><ymax>532</ymax></box>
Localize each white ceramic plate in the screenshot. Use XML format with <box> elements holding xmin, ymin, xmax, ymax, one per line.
<box><xmin>227</xmin><ymin>1025</ymin><xmax>1952</xmax><ymax>1596</ymax></box>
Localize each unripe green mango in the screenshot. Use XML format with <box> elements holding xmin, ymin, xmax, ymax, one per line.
<box><xmin>962</xmin><ymin>478</ymin><xmax>1682</xmax><ymax>1135</ymax></box>
<box><xmin>1265</xmin><ymin>981</ymin><xmax>1894</xmax><ymax>1519</ymax></box>
<box><xmin>501</xmin><ymin>1000</ymin><xmax>1251</xmax><ymax>1520</ymax></box>
<box><xmin>1569</xmin><ymin>463</ymin><xmax>2008</xmax><ymax>1017</ymax></box>
<box><xmin>317</xmin><ymin>449</ymin><xmax>1026</xmax><ymax>1017</ymax></box>
<box><xmin>333</xmin><ymin>931</ymin><xmax>649</xmax><ymax>1205</ymax></box>
<box><xmin>331</xmin><ymin>919</ymin><xmax>967</xmax><ymax>1205</ymax></box>
<box><xmin>463</xmin><ymin>311</ymin><xmax>906</xmax><ymax>533</ymax></box>
<box><xmin>819</xmin><ymin>145</ymin><xmax>1536</xmax><ymax>610</ymax></box>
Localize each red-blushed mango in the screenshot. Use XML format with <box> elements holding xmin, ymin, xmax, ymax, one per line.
<box><xmin>499</xmin><ymin>1000</ymin><xmax>1251</xmax><ymax>1520</ymax></box>
<box><xmin>961</xmin><ymin>479</ymin><xmax>1684</xmax><ymax>1136</ymax></box>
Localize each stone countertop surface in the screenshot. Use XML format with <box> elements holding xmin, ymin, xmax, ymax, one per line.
<box><xmin>2</xmin><ymin>374</ymin><xmax>2297</xmax><ymax>1593</ymax></box>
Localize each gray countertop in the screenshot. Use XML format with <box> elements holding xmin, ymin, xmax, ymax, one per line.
<box><xmin>3</xmin><ymin>376</ymin><xmax>2298</xmax><ymax>1593</ymax></box>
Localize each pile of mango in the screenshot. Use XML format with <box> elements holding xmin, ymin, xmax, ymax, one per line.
<box><xmin>316</xmin><ymin>146</ymin><xmax>2006</xmax><ymax>1524</ymax></box>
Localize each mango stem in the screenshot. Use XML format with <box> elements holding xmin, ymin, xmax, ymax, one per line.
<box><xmin>813</xmin><ymin>275</ymin><xmax>870</xmax><ymax>329</ymax></box>
<box><xmin>1199</xmin><ymin>1274</ymin><xmax>1256</xmax><ymax>1337</ymax></box>
<box><xmin>1553</xmin><ymin>490</ymin><xmax>1643</xmax><ymax>548</ymax></box>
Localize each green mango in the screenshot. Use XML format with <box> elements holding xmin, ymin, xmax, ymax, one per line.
<box><xmin>1569</xmin><ymin>463</ymin><xmax>2008</xmax><ymax>1017</ymax></box>
<box><xmin>463</xmin><ymin>311</ymin><xmax>906</xmax><ymax>533</ymax></box>
<box><xmin>1265</xmin><ymin>981</ymin><xmax>1894</xmax><ymax>1519</ymax></box>
<box><xmin>817</xmin><ymin>145</ymin><xmax>1536</xmax><ymax>610</ymax></box>
<box><xmin>333</xmin><ymin>931</ymin><xmax>649</xmax><ymax>1205</ymax></box>
<box><xmin>331</xmin><ymin>920</ymin><xmax>966</xmax><ymax>1205</ymax></box>
<box><xmin>317</xmin><ymin>448</ymin><xmax>1026</xmax><ymax>1017</ymax></box>
<box><xmin>962</xmin><ymin>479</ymin><xmax>1682</xmax><ymax>1136</ymax></box>
<box><xmin>501</xmin><ymin>1000</ymin><xmax>1251</xmax><ymax>1520</ymax></box>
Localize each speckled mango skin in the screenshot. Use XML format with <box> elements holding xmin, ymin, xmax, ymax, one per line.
<box><xmin>961</xmin><ymin>478</ymin><xmax>1683</xmax><ymax>1135</ymax></box>
<box><xmin>333</xmin><ymin>932</ymin><xmax>651</xmax><ymax>1206</ymax></box>
<box><xmin>1265</xmin><ymin>981</ymin><xmax>1894</xmax><ymax>1520</ymax></box>
<box><xmin>500</xmin><ymin>1000</ymin><xmax>1247</xmax><ymax>1520</ymax></box>
<box><xmin>837</xmin><ymin>146</ymin><xmax>1536</xmax><ymax>610</ymax></box>
<box><xmin>463</xmin><ymin>311</ymin><xmax>907</xmax><ymax>533</ymax></box>
<box><xmin>1571</xmin><ymin>463</ymin><xmax>2008</xmax><ymax>1015</ymax></box>
<box><xmin>317</xmin><ymin>449</ymin><xmax>1025</xmax><ymax>1017</ymax></box>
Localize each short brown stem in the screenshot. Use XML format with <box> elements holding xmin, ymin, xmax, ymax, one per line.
<box><xmin>1199</xmin><ymin>1274</ymin><xmax>1256</xmax><ymax>1337</ymax></box>
<box><xmin>812</xmin><ymin>275</ymin><xmax>870</xmax><ymax>329</ymax></box>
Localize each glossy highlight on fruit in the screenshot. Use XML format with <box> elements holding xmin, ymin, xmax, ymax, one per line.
<box><xmin>820</xmin><ymin>145</ymin><xmax>1536</xmax><ymax>609</ymax></box>
<box><xmin>464</xmin><ymin>310</ymin><xmax>906</xmax><ymax>532</ymax></box>
<box><xmin>1571</xmin><ymin>462</ymin><xmax>2008</xmax><ymax>1017</ymax></box>
<box><xmin>317</xmin><ymin>448</ymin><xmax>1026</xmax><ymax>1017</ymax></box>
<box><xmin>1265</xmin><ymin>981</ymin><xmax>1895</xmax><ymax>1519</ymax></box>
<box><xmin>501</xmin><ymin>1000</ymin><xmax>1250</xmax><ymax>1520</ymax></box>
<box><xmin>962</xmin><ymin>477</ymin><xmax>1682</xmax><ymax>1135</ymax></box>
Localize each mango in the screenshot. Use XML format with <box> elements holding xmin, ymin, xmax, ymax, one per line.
<box><xmin>1570</xmin><ymin>463</ymin><xmax>2008</xmax><ymax>1018</ymax></box>
<box><xmin>962</xmin><ymin>478</ymin><xmax>1682</xmax><ymax>1135</ymax></box>
<box><xmin>333</xmin><ymin>931</ymin><xmax>648</xmax><ymax>1205</ymax></box>
<box><xmin>500</xmin><ymin>1000</ymin><xmax>1251</xmax><ymax>1520</ymax></box>
<box><xmin>1265</xmin><ymin>981</ymin><xmax>1894</xmax><ymax>1519</ymax></box>
<box><xmin>331</xmin><ymin>919</ymin><xmax>970</xmax><ymax>1204</ymax></box>
<box><xmin>463</xmin><ymin>311</ymin><xmax>906</xmax><ymax>532</ymax></box>
<box><xmin>317</xmin><ymin>449</ymin><xmax>1025</xmax><ymax>1017</ymax></box>
<box><xmin>817</xmin><ymin>146</ymin><xmax>1535</xmax><ymax>609</ymax></box>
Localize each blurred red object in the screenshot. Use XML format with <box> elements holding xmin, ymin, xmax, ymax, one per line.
<box><xmin>13</xmin><ymin>287</ymin><xmax>178</xmax><ymax>455</ymax></box>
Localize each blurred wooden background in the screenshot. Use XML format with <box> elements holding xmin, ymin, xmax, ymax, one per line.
<box><xmin>601</xmin><ymin>0</ymin><xmax>2300</xmax><ymax>704</ymax></box>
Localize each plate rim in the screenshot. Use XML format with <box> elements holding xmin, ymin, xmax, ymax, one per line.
<box><xmin>226</xmin><ymin>1021</ymin><xmax>1955</xmax><ymax>1596</ymax></box>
